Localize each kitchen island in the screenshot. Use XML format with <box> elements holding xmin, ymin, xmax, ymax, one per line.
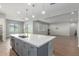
<box><xmin>10</xmin><ymin>34</ymin><xmax>56</xmax><ymax>56</ymax></box>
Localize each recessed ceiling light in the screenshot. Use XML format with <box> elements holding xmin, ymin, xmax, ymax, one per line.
<box><xmin>27</xmin><ymin>3</ymin><xmax>31</xmax><ymax>6</ymax></box>
<box><xmin>71</xmin><ymin>23</ymin><xmax>75</xmax><ymax>26</ymax></box>
<box><xmin>32</xmin><ymin>4</ymin><xmax>35</xmax><ymax>7</ymax></box>
<box><xmin>25</xmin><ymin>17</ymin><xmax>29</xmax><ymax>20</ymax></box>
<box><xmin>71</xmin><ymin>12</ymin><xmax>74</xmax><ymax>14</ymax></box>
<box><xmin>32</xmin><ymin>15</ymin><xmax>35</xmax><ymax>18</ymax></box>
<box><xmin>42</xmin><ymin>11</ymin><xmax>46</xmax><ymax>15</ymax></box>
<box><xmin>17</xmin><ymin>11</ymin><xmax>21</xmax><ymax>14</ymax></box>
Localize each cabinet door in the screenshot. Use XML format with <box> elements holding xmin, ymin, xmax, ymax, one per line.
<box><xmin>17</xmin><ymin>40</ymin><xmax>23</xmax><ymax>55</ymax></box>
<box><xmin>14</xmin><ymin>39</ymin><xmax>37</xmax><ymax>56</ymax></box>
<box><xmin>48</xmin><ymin>40</ymin><xmax>54</xmax><ymax>56</ymax></box>
<box><xmin>28</xmin><ymin>46</ymin><xmax>37</xmax><ymax>56</ymax></box>
<box><xmin>22</xmin><ymin>42</ymin><xmax>29</xmax><ymax>56</ymax></box>
<box><xmin>22</xmin><ymin>42</ymin><xmax>37</xmax><ymax>56</ymax></box>
<box><xmin>14</xmin><ymin>39</ymin><xmax>18</xmax><ymax>52</ymax></box>
<box><xmin>15</xmin><ymin>39</ymin><xmax>20</xmax><ymax>54</ymax></box>
<box><xmin>11</xmin><ymin>38</ymin><xmax>15</xmax><ymax>49</ymax></box>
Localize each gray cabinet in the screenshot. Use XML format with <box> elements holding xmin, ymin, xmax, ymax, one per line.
<box><xmin>17</xmin><ymin>39</ymin><xmax>23</xmax><ymax>55</ymax></box>
<box><xmin>21</xmin><ymin>41</ymin><xmax>29</xmax><ymax>56</ymax></box>
<box><xmin>11</xmin><ymin>37</ymin><xmax>37</xmax><ymax>56</ymax></box>
<box><xmin>29</xmin><ymin>47</ymin><xmax>37</xmax><ymax>56</ymax></box>
<box><xmin>11</xmin><ymin>38</ymin><xmax>15</xmax><ymax>49</ymax></box>
<box><xmin>20</xmin><ymin>41</ymin><xmax>37</xmax><ymax>56</ymax></box>
<box><xmin>14</xmin><ymin>38</ymin><xmax>19</xmax><ymax>53</ymax></box>
<box><xmin>11</xmin><ymin>37</ymin><xmax>53</xmax><ymax>56</ymax></box>
<box><xmin>48</xmin><ymin>40</ymin><xmax>54</xmax><ymax>56</ymax></box>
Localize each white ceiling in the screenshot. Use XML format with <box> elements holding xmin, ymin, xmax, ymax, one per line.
<box><xmin>0</xmin><ymin>3</ymin><xmax>79</xmax><ymax>23</ymax></box>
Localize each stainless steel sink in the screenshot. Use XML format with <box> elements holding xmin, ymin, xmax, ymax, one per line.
<box><xmin>19</xmin><ymin>35</ymin><xmax>28</xmax><ymax>38</ymax></box>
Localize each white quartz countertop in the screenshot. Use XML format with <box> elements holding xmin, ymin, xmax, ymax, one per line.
<box><xmin>10</xmin><ymin>34</ymin><xmax>56</xmax><ymax>47</ymax></box>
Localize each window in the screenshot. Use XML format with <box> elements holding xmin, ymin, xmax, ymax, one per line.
<box><xmin>25</xmin><ymin>24</ymin><xmax>32</xmax><ymax>33</ymax></box>
<box><xmin>28</xmin><ymin>24</ymin><xmax>32</xmax><ymax>33</ymax></box>
<box><xmin>9</xmin><ymin>24</ymin><xmax>15</xmax><ymax>33</ymax></box>
<box><xmin>9</xmin><ymin>23</ymin><xmax>19</xmax><ymax>33</ymax></box>
<box><xmin>14</xmin><ymin>24</ymin><xmax>19</xmax><ymax>33</ymax></box>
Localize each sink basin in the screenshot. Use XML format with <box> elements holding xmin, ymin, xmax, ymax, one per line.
<box><xmin>19</xmin><ymin>35</ymin><xmax>28</xmax><ymax>38</ymax></box>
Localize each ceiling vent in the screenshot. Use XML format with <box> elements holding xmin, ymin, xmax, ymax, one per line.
<box><xmin>32</xmin><ymin>4</ymin><xmax>35</xmax><ymax>7</ymax></box>
<box><xmin>50</xmin><ymin>3</ymin><xmax>55</xmax><ymax>5</ymax></box>
<box><xmin>26</xmin><ymin>9</ymin><xmax>28</xmax><ymax>11</ymax></box>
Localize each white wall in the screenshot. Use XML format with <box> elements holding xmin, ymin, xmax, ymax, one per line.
<box><xmin>47</xmin><ymin>11</ymin><xmax>78</xmax><ymax>36</ymax></box>
<box><xmin>0</xmin><ymin>18</ymin><xmax>5</xmax><ymax>25</ymax></box>
<box><xmin>70</xmin><ymin>23</ymin><xmax>77</xmax><ymax>36</ymax></box>
<box><xmin>49</xmin><ymin>23</ymin><xmax>70</xmax><ymax>36</ymax></box>
<box><xmin>78</xmin><ymin>20</ymin><xmax>79</xmax><ymax>47</ymax></box>
<box><xmin>77</xmin><ymin>11</ymin><xmax>79</xmax><ymax>47</ymax></box>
